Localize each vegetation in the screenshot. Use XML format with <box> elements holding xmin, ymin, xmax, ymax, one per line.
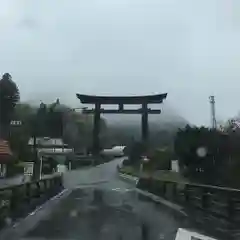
<box><xmin>0</xmin><ymin>72</ymin><xmax>104</xmax><ymax>166</ymax></box>
<box><xmin>3</xmin><ymin>73</ymin><xmax>240</xmax><ymax>189</ymax></box>
<box><xmin>174</xmin><ymin>125</ymin><xmax>240</xmax><ymax>187</ymax></box>
<box><xmin>106</xmin><ymin>123</ymin><xmax>180</xmax><ymax>149</ymax></box>
<box><xmin>0</xmin><ymin>73</ymin><xmax>20</xmax><ymax>139</ymax></box>
<box><xmin>121</xmin><ymin>124</ymin><xmax>240</xmax><ymax>188</ymax></box>
<box><xmin>124</xmin><ymin>141</ymin><xmax>146</xmax><ymax>165</ymax></box>
<box><xmin>122</xmin><ymin>141</ymin><xmax>174</xmax><ymax>181</ymax></box>
<box><xmin>146</xmin><ymin>148</ymin><xmax>173</xmax><ymax>171</ymax></box>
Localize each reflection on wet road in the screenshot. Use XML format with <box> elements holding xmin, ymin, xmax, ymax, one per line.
<box><xmin>3</xmin><ymin>158</ymin><xmax>190</xmax><ymax>240</ymax></box>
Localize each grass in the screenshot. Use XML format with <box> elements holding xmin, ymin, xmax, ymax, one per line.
<box><xmin>153</xmin><ymin>170</ymin><xmax>189</xmax><ymax>183</ymax></box>
<box><xmin>120</xmin><ymin>166</ymin><xmax>188</xmax><ymax>184</ymax></box>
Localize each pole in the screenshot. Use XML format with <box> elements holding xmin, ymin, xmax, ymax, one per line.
<box><xmin>32</xmin><ymin>133</ymin><xmax>38</xmax><ymax>179</ymax></box>
<box><xmin>141</xmin><ymin>102</ymin><xmax>148</xmax><ymax>146</ymax></box>
<box><xmin>209</xmin><ymin>96</ymin><xmax>217</xmax><ymax>129</ymax></box>
<box><xmin>32</xmin><ymin>116</ymin><xmax>40</xmax><ymax>180</ymax></box>
<box><xmin>92</xmin><ymin>103</ymin><xmax>101</xmax><ymax>155</ymax></box>
<box><xmin>139</xmin><ymin>162</ymin><xmax>143</xmax><ymax>178</ymax></box>
<box><xmin>39</xmin><ymin>156</ymin><xmax>43</xmax><ymax>180</ymax></box>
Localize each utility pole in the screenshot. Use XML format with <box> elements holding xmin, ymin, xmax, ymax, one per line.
<box><xmin>32</xmin><ymin>115</ymin><xmax>40</xmax><ymax>180</ymax></box>
<box><xmin>209</xmin><ymin>96</ymin><xmax>217</xmax><ymax>129</ymax></box>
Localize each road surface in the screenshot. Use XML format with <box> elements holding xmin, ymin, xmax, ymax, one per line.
<box><xmin>0</xmin><ymin>173</ymin><xmax>62</xmax><ymax>189</ymax></box>
<box><xmin>0</xmin><ymin>175</ymin><xmax>26</xmax><ymax>189</ymax></box>
<box><xmin>0</xmin><ymin>158</ymin><xmax>193</xmax><ymax>240</ymax></box>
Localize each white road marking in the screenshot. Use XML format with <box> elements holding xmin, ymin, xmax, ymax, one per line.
<box><xmin>13</xmin><ymin>188</ymin><xmax>68</xmax><ymax>228</ymax></box>
<box><xmin>69</xmin><ymin>210</ymin><xmax>78</xmax><ymax>217</ymax></box>
<box><xmin>111</xmin><ymin>188</ymin><xmax>132</xmax><ymax>192</ymax></box>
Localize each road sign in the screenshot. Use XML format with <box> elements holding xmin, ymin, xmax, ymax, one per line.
<box><xmin>24</xmin><ymin>162</ymin><xmax>34</xmax><ymax>176</ymax></box>
<box><xmin>10</xmin><ymin>120</ymin><xmax>22</xmax><ymax>126</ymax></box>
<box><xmin>142</xmin><ymin>156</ymin><xmax>149</xmax><ymax>162</ymax></box>
<box><xmin>175</xmin><ymin>228</ymin><xmax>217</xmax><ymax>240</ymax></box>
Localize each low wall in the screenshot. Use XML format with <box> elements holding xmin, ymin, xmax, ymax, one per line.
<box><xmin>118</xmin><ymin>172</ymin><xmax>138</xmax><ymax>183</ymax></box>
<box><xmin>0</xmin><ymin>175</ymin><xmax>63</xmax><ymax>229</ymax></box>
<box><xmin>137</xmin><ymin>177</ymin><xmax>240</xmax><ymax>240</ymax></box>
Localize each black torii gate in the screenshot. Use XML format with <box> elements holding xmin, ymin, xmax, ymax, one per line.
<box><xmin>76</xmin><ymin>93</ymin><xmax>167</xmax><ymax>155</ymax></box>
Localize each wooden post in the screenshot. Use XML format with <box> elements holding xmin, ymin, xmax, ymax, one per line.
<box><xmin>141</xmin><ymin>102</ymin><xmax>148</xmax><ymax>149</ymax></box>
<box><xmin>32</xmin><ymin>132</ymin><xmax>40</xmax><ymax>180</ymax></box>
<box><xmin>93</xmin><ymin>103</ymin><xmax>101</xmax><ymax>155</ymax></box>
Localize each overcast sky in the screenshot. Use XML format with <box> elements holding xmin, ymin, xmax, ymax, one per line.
<box><xmin>0</xmin><ymin>0</ymin><xmax>240</xmax><ymax>126</ymax></box>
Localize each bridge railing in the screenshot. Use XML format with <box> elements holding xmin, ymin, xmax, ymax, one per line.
<box><xmin>137</xmin><ymin>177</ymin><xmax>240</xmax><ymax>237</ymax></box>
<box><xmin>0</xmin><ymin>175</ymin><xmax>63</xmax><ymax>229</ymax></box>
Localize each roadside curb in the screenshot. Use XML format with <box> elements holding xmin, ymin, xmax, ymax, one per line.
<box><xmin>118</xmin><ymin>173</ymin><xmax>138</xmax><ymax>184</ymax></box>
<box><xmin>0</xmin><ymin>188</ymin><xmax>71</xmax><ymax>240</ymax></box>
<box><xmin>118</xmin><ymin>172</ymin><xmax>187</xmax><ymax>216</ymax></box>
<box><xmin>135</xmin><ymin>188</ymin><xmax>187</xmax><ymax>216</ymax></box>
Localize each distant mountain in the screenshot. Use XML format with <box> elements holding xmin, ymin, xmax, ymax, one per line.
<box><xmin>103</xmin><ymin>103</ymin><xmax>189</xmax><ymax>147</ymax></box>
<box><xmin>106</xmin><ymin>102</ymin><xmax>189</xmax><ymax>130</ymax></box>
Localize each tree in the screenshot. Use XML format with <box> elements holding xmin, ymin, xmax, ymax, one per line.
<box><xmin>9</xmin><ymin>103</ymin><xmax>36</xmax><ymax>162</ymax></box>
<box><xmin>125</xmin><ymin>141</ymin><xmax>145</xmax><ymax>165</ymax></box>
<box><xmin>174</xmin><ymin>126</ymin><xmax>227</xmax><ymax>184</ymax></box>
<box><xmin>46</xmin><ymin>105</ymin><xmax>63</xmax><ymax>138</ymax></box>
<box><xmin>0</xmin><ymin>73</ymin><xmax>20</xmax><ymax>139</ymax></box>
<box><xmin>35</xmin><ymin>102</ymin><xmax>48</xmax><ymax>137</ymax></box>
<box><xmin>146</xmin><ymin>148</ymin><xmax>172</xmax><ymax>171</ymax></box>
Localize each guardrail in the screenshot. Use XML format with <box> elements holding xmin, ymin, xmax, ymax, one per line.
<box><xmin>137</xmin><ymin>177</ymin><xmax>240</xmax><ymax>239</ymax></box>
<box><xmin>0</xmin><ymin>175</ymin><xmax>63</xmax><ymax>229</ymax></box>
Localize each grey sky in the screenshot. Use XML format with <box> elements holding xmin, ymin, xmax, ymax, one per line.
<box><xmin>0</xmin><ymin>0</ymin><xmax>239</xmax><ymax>126</ymax></box>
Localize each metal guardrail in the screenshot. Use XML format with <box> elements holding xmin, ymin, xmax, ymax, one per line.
<box><xmin>137</xmin><ymin>177</ymin><xmax>240</xmax><ymax>239</ymax></box>
<box><xmin>0</xmin><ymin>175</ymin><xmax>63</xmax><ymax>229</ymax></box>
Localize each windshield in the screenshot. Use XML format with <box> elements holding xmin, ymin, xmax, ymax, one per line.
<box><xmin>0</xmin><ymin>1</ymin><xmax>238</xmax><ymax>240</ymax></box>
<box><xmin>0</xmin><ymin>159</ymin><xmax>191</xmax><ymax>240</ymax></box>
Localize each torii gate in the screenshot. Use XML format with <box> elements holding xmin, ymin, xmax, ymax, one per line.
<box><xmin>76</xmin><ymin>93</ymin><xmax>167</xmax><ymax>155</ymax></box>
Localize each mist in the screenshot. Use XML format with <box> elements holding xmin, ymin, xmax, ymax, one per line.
<box><xmin>1</xmin><ymin>0</ymin><xmax>239</xmax><ymax>126</ymax></box>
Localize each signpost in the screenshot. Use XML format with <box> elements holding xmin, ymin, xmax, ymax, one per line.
<box><xmin>23</xmin><ymin>162</ymin><xmax>34</xmax><ymax>182</ymax></box>
<box><xmin>10</xmin><ymin>120</ymin><xmax>22</xmax><ymax>126</ymax></box>
<box><xmin>24</xmin><ymin>162</ymin><xmax>34</xmax><ymax>176</ymax></box>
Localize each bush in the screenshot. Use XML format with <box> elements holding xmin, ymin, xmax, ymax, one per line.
<box><xmin>126</xmin><ymin>141</ymin><xmax>146</xmax><ymax>165</ymax></box>
<box><xmin>122</xmin><ymin>159</ymin><xmax>131</xmax><ymax>166</ymax></box>
<box><xmin>146</xmin><ymin>148</ymin><xmax>172</xmax><ymax>171</ymax></box>
<box><xmin>6</xmin><ymin>163</ymin><xmax>24</xmax><ymax>177</ymax></box>
<box><xmin>174</xmin><ymin>126</ymin><xmax>240</xmax><ymax>186</ymax></box>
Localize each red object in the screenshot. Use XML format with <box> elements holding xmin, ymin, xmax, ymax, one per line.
<box><xmin>0</xmin><ymin>139</ymin><xmax>13</xmax><ymax>163</ymax></box>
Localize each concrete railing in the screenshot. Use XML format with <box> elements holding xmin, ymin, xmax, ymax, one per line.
<box><xmin>0</xmin><ymin>175</ymin><xmax>63</xmax><ymax>229</ymax></box>
<box><xmin>137</xmin><ymin>177</ymin><xmax>240</xmax><ymax>239</ymax></box>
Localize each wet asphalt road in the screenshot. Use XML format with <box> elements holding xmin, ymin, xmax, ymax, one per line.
<box><xmin>1</xmin><ymin>158</ymin><xmax>190</xmax><ymax>240</ymax></box>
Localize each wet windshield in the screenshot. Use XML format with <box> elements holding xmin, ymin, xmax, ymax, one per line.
<box><xmin>0</xmin><ymin>159</ymin><xmax>190</xmax><ymax>240</ymax></box>
<box><xmin>0</xmin><ymin>1</ymin><xmax>238</xmax><ymax>240</ymax></box>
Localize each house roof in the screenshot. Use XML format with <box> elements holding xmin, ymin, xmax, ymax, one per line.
<box><xmin>76</xmin><ymin>93</ymin><xmax>168</xmax><ymax>104</ymax></box>
<box><xmin>28</xmin><ymin>137</ymin><xmax>67</xmax><ymax>147</ymax></box>
<box><xmin>0</xmin><ymin>140</ymin><xmax>12</xmax><ymax>155</ymax></box>
<box><xmin>38</xmin><ymin>148</ymin><xmax>73</xmax><ymax>155</ymax></box>
<box><xmin>0</xmin><ymin>139</ymin><xmax>13</xmax><ymax>163</ymax></box>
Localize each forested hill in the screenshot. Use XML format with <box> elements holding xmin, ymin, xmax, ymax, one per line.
<box><xmin>104</xmin><ymin>105</ymin><xmax>188</xmax><ymax>148</ymax></box>
<box><xmin>105</xmin><ymin>102</ymin><xmax>188</xmax><ymax>128</ymax></box>
<box><xmin>13</xmin><ymin>99</ymin><xmax>188</xmax><ymax>152</ymax></box>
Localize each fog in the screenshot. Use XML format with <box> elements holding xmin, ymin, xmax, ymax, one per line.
<box><xmin>1</xmin><ymin>0</ymin><xmax>240</xmax><ymax>126</ymax></box>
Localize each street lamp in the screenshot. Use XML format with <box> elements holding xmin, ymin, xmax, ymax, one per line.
<box><xmin>139</xmin><ymin>155</ymin><xmax>149</xmax><ymax>177</ymax></box>
<box><xmin>196</xmin><ymin>146</ymin><xmax>207</xmax><ymax>173</ymax></box>
<box><xmin>196</xmin><ymin>147</ymin><xmax>207</xmax><ymax>158</ymax></box>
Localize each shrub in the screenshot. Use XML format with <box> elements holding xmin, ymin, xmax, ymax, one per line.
<box><xmin>6</xmin><ymin>163</ymin><xmax>24</xmax><ymax>177</ymax></box>
<box><xmin>122</xmin><ymin>159</ymin><xmax>131</xmax><ymax>166</ymax></box>
<box><xmin>145</xmin><ymin>148</ymin><xmax>172</xmax><ymax>171</ymax></box>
